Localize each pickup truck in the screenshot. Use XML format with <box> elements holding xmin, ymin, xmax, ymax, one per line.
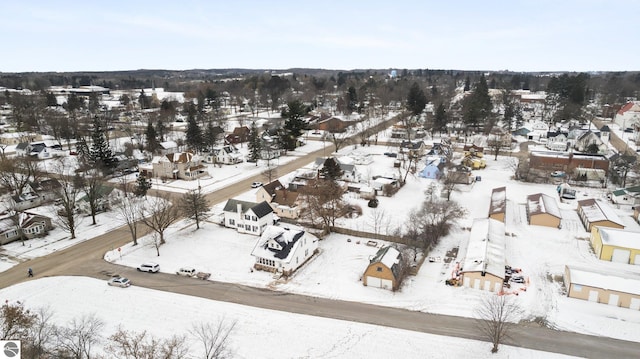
<box><xmin>176</xmin><ymin>267</ymin><xmax>211</xmax><ymax>280</ymax></box>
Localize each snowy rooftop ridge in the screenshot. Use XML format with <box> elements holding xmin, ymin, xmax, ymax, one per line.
<box><xmin>462</xmin><ymin>218</ymin><xmax>505</xmax><ymax>279</ymax></box>
<box><xmin>527</xmin><ymin>193</ymin><xmax>561</xmax><ymax>218</ymax></box>
<box><xmin>597</xmin><ymin>226</ymin><xmax>640</xmax><ymax>250</ymax></box>
<box><xmin>566</xmin><ymin>265</ymin><xmax>640</xmax><ymax>296</ymax></box>
<box><xmin>578</xmin><ymin>198</ymin><xmax>624</xmax><ymax>226</ymax></box>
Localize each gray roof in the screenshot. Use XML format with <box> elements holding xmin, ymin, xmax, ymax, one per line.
<box><xmin>223</xmin><ymin>199</ymin><xmax>273</xmax><ymax>218</ymax></box>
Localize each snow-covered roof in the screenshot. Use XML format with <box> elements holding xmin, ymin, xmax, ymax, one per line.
<box><xmin>489</xmin><ymin>187</ymin><xmax>506</xmax><ymax>215</ymax></box>
<box><xmin>578</xmin><ymin>199</ymin><xmax>624</xmax><ymax>227</ymax></box>
<box><xmin>251</xmin><ymin>225</ymin><xmax>305</xmax><ymax>262</ymax></box>
<box><xmin>566</xmin><ymin>265</ymin><xmax>640</xmax><ymax>296</ymax></box>
<box><xmin>596</xmin><ymin>227</ymin><xmax>640</xmax><ymax>250</ymax></box>
<box><xmin>527</xmin><ymin>193</ymin><xmax>561</xmax><ymax>219</ymax></box>
<box><xmin>462</xmin><ymin>218</ymin><xmax>505</xmax><ymax>279</ymax></box>
<box><xmin>379</xmin><ymin>246</ymin><xmax>401</xmax><ymax>269</ymax></box>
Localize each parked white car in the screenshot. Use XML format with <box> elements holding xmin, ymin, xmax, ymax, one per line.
<box><xmin>176</xmin><ymin>267</ymin><xmax>197</xmax><ymax>277</ymax></box>
<box><xmin>137</xmin><ymin>262</ymin><xmax>160</xmax><ymax>273</ymax></box>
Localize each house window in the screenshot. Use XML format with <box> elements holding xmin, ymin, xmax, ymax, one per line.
<box><xmin>244</xmin><ymin>215</ymin><xmax>251</xmax><ymax>220</ymax></box>
<box><xmin>376</xmin><ymin>266</ymin><xmax>383</xmax><ymax>272</ymax></box>
<box><xmin>252</xmin><ymin>226</ymin><xmax>258</xmax><ymax>232</ymax></box>
<box><xmin>237</xmin><ymin>224</ymin><xmax>243</xmax><ymax>229</ymax></box>
<box><xmin>305</xmin><ymin>249</ymin><xmax>308</xmax><ymax>257</ymax></box>
<box><xmin>573</xmin><ymin>284</ymin><xmax>582</xmax><ymax>292</ymax></box>
<box><xmin>252</xmin><ymin>216</ymin><xmax>257</xmax><ymax>221</ymax></box>
<box><xmin>229</xmin><ymin>219</ymin><xmax>235</xmax><ymax>225</ymax></box>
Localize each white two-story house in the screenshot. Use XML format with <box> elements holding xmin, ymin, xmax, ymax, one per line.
<box><xmin>223</xmin><ymin>199</ymin><xmax>275</xmax><ymax>236</ymax></box>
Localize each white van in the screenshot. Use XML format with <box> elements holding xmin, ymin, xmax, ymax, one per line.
<box><xmin>137</xmin><ymin>262</ymin><xmax>160</xmax><ymax>273</ymax></box>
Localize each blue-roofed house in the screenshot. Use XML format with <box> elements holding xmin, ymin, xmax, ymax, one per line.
<box><xmin>419</xmin><ymin>157</ymin><xmax>444</xmax><ymax>179</ymax></box>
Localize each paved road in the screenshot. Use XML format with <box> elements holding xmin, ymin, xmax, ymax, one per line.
<box><xmin>2</xmin><ymin>140</ymin><xmax>640</xmax><ymax>358</ymax></box>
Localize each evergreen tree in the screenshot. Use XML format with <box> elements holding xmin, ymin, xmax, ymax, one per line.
<box><xmin>204</xmin><ymin>120</ymin><xmax>220</xmax><ymax>151</ymax></box>
<box><xmin>145</xmin><ymin>121</ymin><xmax>160</xmax><ymax>153</ymax></box>
<box><xmin>462</xmin><ymin>75</ymin><xmax>493</xmax><ymax>131</ymax></box>
<box><xmin>464</xmin><ymin>76</ymin><xmax>471</xmax><ymax>91</ymax></box>
<box><xmin>134</xmin><ymin>174</ymin><xmax>152</xmax><ymax>197</ymax></box>
<box><xmin>406</xmin><ymin>82</ymin><xmax>427</xmax><ymax>116</ymax></box>
<box><xmin>247</xmin><ymin>121</ymin><xmax>262</xmax><ymax>164</ymax></box>
<box><xmin>75</xmin><ymin>136</ymin><xmax>91</xmax><ymax>166</ymax></box>
<box><xmin>433</xmin><ymin>103</ymin><xmax>448</xmax><ymax>135</ymax></box>
<box><xmin>320</xmin><ymin>157</ymin><xmax>343</xmax><ymax>181</ymax></box>
<box><xmin>185</xmin><ymin>112</ymin><xmax>203</xmax><ymax>151</ymax></box>
<box><xmin>89</xmin><ymin>116</ymin><xmax>116</xmax><ymax>173</ymax></box>
<box><xmin>281</xmin><ymin>99</ymin><xmax>308</xmax><ymax>150</ymax></box>
<box><xmin>45</xmin><ymin>92</ymin><xmax>57</xmax><ymax>107</ymax></box>
<box><xmin>346</xmin><ymin>86</ymin><xmax>358</xmax><ymax>114</ymax></box>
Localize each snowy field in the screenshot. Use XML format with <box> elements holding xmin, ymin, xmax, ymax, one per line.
<box><xmin>1</xmin><ymin>277</ymin><xmax>575</xmax><ymax>359</ymax></box>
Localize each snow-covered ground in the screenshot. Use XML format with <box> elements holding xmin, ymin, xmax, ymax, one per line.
<box><xmin>1</xmin><ymin>277</ymin><xmax>575</xmax><ymax>359</ymax></box>
<box><xmin>2</xmin><ymin>132</ymin><xmax>640</xmax><ymax>356</ymax></box>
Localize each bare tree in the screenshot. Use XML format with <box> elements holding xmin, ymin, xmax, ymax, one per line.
<box><xmin>368</xmin><ymin>207</ymin><xmax>388</xmax><ymax>235</ymax></box>
<box><xmin>77</xmin><ymin>168</ymin><xmax>104</xmax><ymax>225</ymax></box>
<box><xmin>107</xmin><ymin>326</ymin><xmax>188</xmax><ymax>359</ymax></box>
<box><xmin>139</xmin><ymin>192</ymin><xmax>181</xmax><ymax>245</ymax></box>
<box><xmin>261</xmin><ymin>165</ymin><xmax>278</xmax><ymax>184</ymax></box>
<box><xmin>475</xmin><ymin>294</ymin><xmax>523</xmax><ymax>353</ymax></box>
<box><xmin>54</xmin><ymin>313</ymin><xmax>104</xmax><ymax>359</ymax></box>
<box><xmin>0</xmin><ymin>301</ymin><xmax>37</xmax><ymax>340</ymax></box>
<box><xmin>0</xmin><ymin>155</ymin><xmax>43</xmax><ymax>195</ymax></box>
<box><xmin>179</xmin><ymin>187</ymin><xmax>210</xmax><ymax>230</ymax></box>
<box><xmin>52</xmin><ymin>160</ymin><xmax>83</xmax><ymax>239</ymax></box>
<box><xmin>116</xmin><ymin>195</ymin><xmax>143</xmax><ymax>246</ymax></box>
<box><xmin>299</xmin><ymin>179</ymin><xmax>345</xmax><ymax>232</ymax></box>
<box><xmin>404</xmin><ymin>196</ymin><xmax>466</xmax><ymax>257</ymax></box>
<box><xmin>324</xmin><ymin>119</ymin><xmax>352</xmax><ymax>152</ymax></box>
<box><xmin>441</xmin><ymin>170</ymin><xmax>459</xmax><ymax>201</ymax></box>
<box><xmin>24</xmin><ymin>306</ymin><xmax>56</xmax><ymax>358</ymax></box>
<box><xmin>190</xmin><ymin>319</ymin><xmax>237</xmax><ymax>359</ymax></box>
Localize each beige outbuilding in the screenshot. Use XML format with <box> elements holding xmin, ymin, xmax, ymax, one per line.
<box><xmin>564</xmin><ymin>265</ymin><xmax>640</xmax><ymax>310</ymax></box>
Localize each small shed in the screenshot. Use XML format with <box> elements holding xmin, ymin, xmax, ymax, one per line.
<box><xmin>488</xmin><ymin>187</ymin><xmax>506</xmax><ymax>222</ymax></box>
<box><xmin>564</xmin><ymin>265</ymin><xmax>640</xmax><ymax>309</ymax></box>
<box><xmin>590</xmin><ymin>226</ymin><xmax>640</xmax><ymax>265</ymax></box>
<box><xmin>577</xmin><ymin>198</ymin><xmax>625</xmax><ymax>232</ymax></box>
<box><xmin>526</xmin><ymin>193</ymin><xmax>562</xmax><ymax>228</ymax></box>
<box><xmin>363</xmin><ymin>246</ymin><xmax>404</xmax><ymax>291</ymax></box>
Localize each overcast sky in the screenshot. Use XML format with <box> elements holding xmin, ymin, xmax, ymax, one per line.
<box><xmin>1</xmin><ymin>1</ymin><xmax>638</xmax><ymax>73</ymax></box>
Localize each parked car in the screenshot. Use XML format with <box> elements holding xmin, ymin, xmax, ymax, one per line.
<box><xmin>384</xmin><ymin>152</ymin><xmax>398</xmax><ymax>158</ymax></box>
<box><xmin>251</xmin><ymin>182</ymin><xmax>263</xmax><ymax>188</ymax></box>
<box><xmin>511</xmin><ymin>276</ymin><xmax>525</xmax><ymax>283</ymax></box>
<box><xmin>176</xmin><ymin>267</ymin><xmax>197</xmax><ymax>277</ymax></box>
<box><xmin>107</xmin><ymin>277</ymin><xmax>131</xmax><ymax>287</ymax></box>
<box><xmin>551</xmin><ymin>171</ymin><xmax>566</xmax><ymax>178</ymax></box>
<box><xmin>137</xmin><ymin>262</ymin><xmax>160</xmax><ymax>273</ymax></box>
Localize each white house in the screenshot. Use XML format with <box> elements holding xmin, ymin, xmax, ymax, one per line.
<box><xmin>250</xmin><ymin>225</ymin><xmax>318</xmax><ymax>276</ymax></box>
<box><xmin>158</xmin><ymin>141</ymin><xmax>178</xmax><ymax>155</ymax></box>
<box><xmin>205</xmin><ymin>145</ymin><xmax>243</xmax><ymax>165</ymax></box>
<box><xmin>222</xmin><ymin>199</ymin><xmax>275</xmax><ymax>236</ymax></box>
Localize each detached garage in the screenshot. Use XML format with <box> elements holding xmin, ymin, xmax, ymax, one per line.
<box><xmin>590</xmin><ymin>226</ymin><xmax>640</xmax><ymax>265</ymax></box>
<box><xmin>363</xmin><ymin>246</ymin><xmax>404</xmax><ymax>291</ymax></box>
<box><xmin>460</xmin><ymin>218</ymin><xmax>506</xmax><ymax>293</ymax></box>
<box><xmin>577</xmin><ymin>198</ymin><xmax>625</xmax><ymax>232</ymax></box>
<box><xmin>526</xmin><ymin>193</ymin><xmax>562</xmax><ymax>228</ymax></box>
<box><xmin>564</xmin><ymin>265</ymin><xmax>640</xmax><ymax>309</ymax></box>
